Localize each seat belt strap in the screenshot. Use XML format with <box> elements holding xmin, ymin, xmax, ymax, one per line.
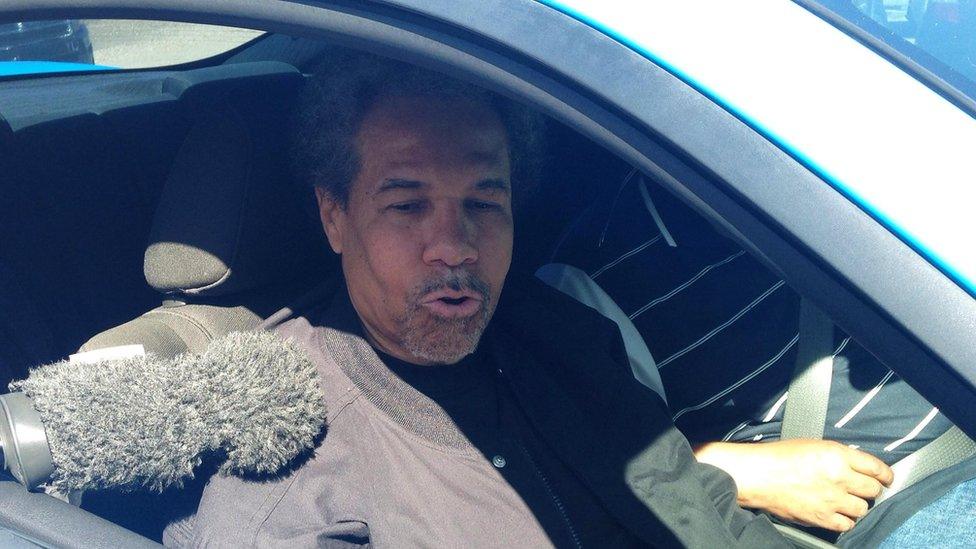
<box><xmin>780</xmin><ymin>299</ymin><xmax>835</xmax><ymax>440</ymax></box>
<box><xmin>779</xmin><ymin>302</ymin><xmax>976</xmax><ymax>512</ymax></box>
<box><xmin>535</xmin><ymin>263</ymin><xmax>667</xmax><ymax>405</ymax></box>
<box><xmin>637</xmin><ymin>177</ymin><xmax>677</xmax><ymax>248</ymax></box>
<box><xmin>875</xmin><ymin>425</ymin><xmax>976</xmax><ymax>505</ymax></box>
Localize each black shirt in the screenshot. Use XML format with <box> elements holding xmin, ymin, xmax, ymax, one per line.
<box><xmin>376</xmin><ymin>344</ymin><xmax>641</xmax><ymax>548</ymax></box>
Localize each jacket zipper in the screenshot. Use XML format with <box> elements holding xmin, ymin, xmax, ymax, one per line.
<box><xmin>514</xmin><ymin>438</ymin><xmax>583</xmax><ymax>549</ymax></box>
<box><xmin>495</xmin><ymin>367</ymin><xmax>582</xmax><ymax>548</ymax></box>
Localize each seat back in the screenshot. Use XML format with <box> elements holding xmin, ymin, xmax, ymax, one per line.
<box><xmin>80</xmin><ymin>67</ymin><xmax>333</xmax><ymax>358</ymax></box>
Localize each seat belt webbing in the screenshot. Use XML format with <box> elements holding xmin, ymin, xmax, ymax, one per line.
<box><xmin>876</xmin><ymin>425</ymin><xmax>976</xmax><ymax>505</ymax></box>
<box><xmin>780</xmin><ymin>299</ymin><xmax>835</xmax><ymax>440</ymax></box>
<box><xmin>780</xmin><ymin>299</ymin><xmax>976</xmax><ymax>508</ymax></box>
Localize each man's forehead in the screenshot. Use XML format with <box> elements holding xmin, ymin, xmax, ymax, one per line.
<box><xmin>357</xmin><ymin>95</ymin><xmax>508</xmax><ymax>154</ymax></box>
<box><xmin>379</xmin><ymin>148</ymin><xmax>508</xmax><ymax>172</ymax></box>
<box><xmin>353</xmin><ymin>95</ymin><xmax>512</xmax><ymax>194</ymax></box>
<box><xmin>377</xmin><ymin>177</ymin><xmax>509</xmax><ymax>194</ymax></box>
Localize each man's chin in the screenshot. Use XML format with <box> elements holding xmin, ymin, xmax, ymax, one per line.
<box><xmin>400</xmin><ymin>316</ymin><xmax>486</xmax><ymax>365</ymax></box>
<box><xmin>407</xmin><ymin>348</ymin><xmax>473</xmax><ymax>365</ymax></box>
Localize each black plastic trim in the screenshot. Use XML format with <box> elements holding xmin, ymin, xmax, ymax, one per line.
<box><xmin>0</xmin><ymin>60</ymin><xmax>300</xmax><ymax>130</ymax></box>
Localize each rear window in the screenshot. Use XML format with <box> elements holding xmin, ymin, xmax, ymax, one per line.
<box><xmin>806</xmin><ymin>1</ymin><xmax>976</xmax><ymax>105</ymax></box>
<box><xmin>0</xmin><ymin>19</ymin><xmax>263</xmax><ymax>77</ymax></box>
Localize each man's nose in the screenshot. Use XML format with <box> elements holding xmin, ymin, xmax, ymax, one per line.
<box><xmin>422</xmin><ymin>206</ymin><xmax>478</xmax><ymax>267</ymax></box>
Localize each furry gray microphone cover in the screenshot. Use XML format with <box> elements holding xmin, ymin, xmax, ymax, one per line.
<box><xmin>10</xmin><ymin>332</ymin><xmax>326</xmax><ymax>493</ymax></box>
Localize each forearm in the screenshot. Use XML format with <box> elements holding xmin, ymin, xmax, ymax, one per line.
<box><xmin>692</xmin><ymin>439</ymin><xmax>893</xmax><ymax>532</ymax></box>
<box><xmin>693</xmin><ymin>441</ymin><xmax>768</xmax><ymax>509</ymax></box>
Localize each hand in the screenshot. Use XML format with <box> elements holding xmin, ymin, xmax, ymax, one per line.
<box><xmin>694</xmin><ymin>439</ymin><xmax>894</xmax><ymax>532</ymax></box>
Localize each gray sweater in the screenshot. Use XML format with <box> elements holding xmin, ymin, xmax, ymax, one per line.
<box><xmin>164</xmin><ymin>280</ymin><xmax>787</xmax><ymax>548</ymax></box>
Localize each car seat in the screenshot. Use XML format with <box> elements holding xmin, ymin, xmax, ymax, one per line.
<box><xmin>75</xmin><ymin>64</ymin><xmax>336</xmax><ymax>541</ymax></box>
<box><xmin>79</xmin><ymin>65</ymin><xmax>333</xmax><ymax>359</ymax></box>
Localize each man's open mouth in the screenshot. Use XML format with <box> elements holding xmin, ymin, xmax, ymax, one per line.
<box><xmin>421</xmin><ymin>290</ymin><xmax>484</xmax><ymax>318</ymax></box>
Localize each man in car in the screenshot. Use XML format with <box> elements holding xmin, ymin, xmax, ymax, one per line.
<box><xmin>163</xmin><ymin>50</ymin><xmax>788</xmax><ymax>547</ymax></box>
<box><xmin>547</xmin><ymin>171</ymin><xmax>957</xmax><ymax>538</ymax></box>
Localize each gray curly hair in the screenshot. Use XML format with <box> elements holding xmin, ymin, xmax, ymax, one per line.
<box><xmin>290</xmin><ymin>48</ymin><xmax>545</xmax><ymax>208</ymax></box>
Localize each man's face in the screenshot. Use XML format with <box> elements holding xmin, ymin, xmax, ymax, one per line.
<box><xmin>316</xmin><ymin>94</ymin><xmax>514</xmax><ymax>365</ymax></box>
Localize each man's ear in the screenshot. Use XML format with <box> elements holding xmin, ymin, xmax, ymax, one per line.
<box><xmin>315</xmin><ymin>187</ymin><xmax>345</xmax><ymax>255</ymax></box>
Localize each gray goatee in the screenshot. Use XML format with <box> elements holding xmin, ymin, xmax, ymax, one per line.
<box><xmin>396</xmin><ymin>271</ymin><xmax>491</xmax><ymax>364</ymax></box>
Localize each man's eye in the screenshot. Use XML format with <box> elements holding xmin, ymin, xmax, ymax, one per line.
<box><xmin>388</xmin><ymin>201</ymin><xmax>424</xmax><ymax>213</ymax></box>
<box><xmin>467</xmin><ymin>200</ymin><xmax>502</xmax><ymax>212</ymax></box>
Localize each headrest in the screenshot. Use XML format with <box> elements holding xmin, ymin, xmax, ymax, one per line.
<box><xmin>144</xmin><ymin>76</ymin><xmax>331</xmax><ymax>297</ymax></box>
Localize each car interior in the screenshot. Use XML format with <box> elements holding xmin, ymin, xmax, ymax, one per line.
<box><xmin>0</xmin><ymin>34</ymin><xmax>645</xmax><ymax>541</ymax></box>
<box><xmin>0</xmin><ymin>39</ymin><xmax>629</xmax><ymax>387</ymax></box>
<box><xmin>0</xmin><ymin>24</ymin><xmax>970</xmax><ymax>548</ymax></box>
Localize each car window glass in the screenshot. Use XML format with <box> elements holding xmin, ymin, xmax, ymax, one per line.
<box><xmin>0</xmin><ymin>19</ymin><xmax>263</xmax><ymax>77</ymax></box>
<box><xmin>808</xmin><ymin>1</ymin><xmax>976</xmax><ymax>103</ymax></box>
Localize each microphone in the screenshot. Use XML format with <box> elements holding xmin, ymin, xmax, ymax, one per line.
<box><xmin>0</xmin><ymin>331</ymin><xmax>326</xmax><ymax>493</ymax></box>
